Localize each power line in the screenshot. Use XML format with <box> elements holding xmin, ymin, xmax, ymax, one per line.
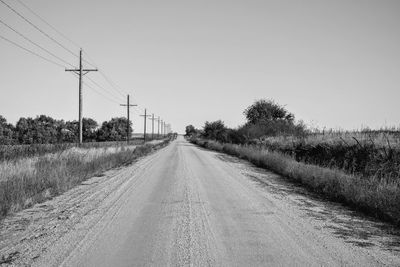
<box><xmin>0</xmin><ymin>33</ymin><xmax>65</xmax><ymax>68</ymax></box>
<box><xmin>83</xmin><ymin>81</ymin><xmax>121</xmax><ymax>105</ymax></box>
<box><xmin>78</xmin><ymin>50</ymin><xmax>98</xmax><ymax>69</ymax></box>
<box><xmin>12</xmin><ymin>0</ymin><xmax>99</xmax><ymax>69</ymax></box>
<box><xmin>0</xmin><ymin>18</ymin><xmax>74</xmax><ymax>67</ymax></box>
<box><xmin>85</xmin><ymin>76</ymin><xmax>125</xmax><ymax>103</ymax></box>
<box><xmin>83</xmin><ymin>51</ymin><xmax>128</xmax><ymax>96</ymax></box>
<box><xmin>4</xmin><ymin>0</ymin><xmax>132</xmax><ymax>98</ymax></box>
<box><xmin>0</xmin><ymin>0</ymin><xmax>78</xmax><ymax>58</ymax></box>
<box><xmin>15</xmin><ymin>0</ymin><xmax>81</xmax><ymax>49</ymax></box>
<box><xmin>98</xmin><ymin>70</ymin><xmax>128</xmax><ymax>97</ymax></box>
<box><xmin>67</xmin><ymin>72</ymin><xmax>123</xmax><ymax>119</ymax></box>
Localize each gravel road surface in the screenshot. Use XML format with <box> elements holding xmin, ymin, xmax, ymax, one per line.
<box><xmin>2</xmin><ymin>136</ymin><xmax>400</xmax><ymax>266</ymax></box>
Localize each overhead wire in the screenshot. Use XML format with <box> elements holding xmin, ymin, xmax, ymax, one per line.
<box><xmin>0</xmin><ymin>33</ymin><xmax>65</xmax><ymax>68</ymax></box>
<box><xmin>83</xmin><ymin>81</ymin><xmax>121</xmax><ymax>105</ymax></box>
<box><xmin>85</xmin><ymin>76</ymin><xmax>125</xmax><ymax>103</ymax></box>
<box><xmin>0</xmin><ymin>0</ymin><xmax>78</xmax><ymax>58</ymax></box>
<box><xmin>66</xmin><ymin>72</ymin><xmax>122</xmax><ymax>107</ymax></box>
<box><xmin>98</xmin><ymin>70</ymin><xmax>128</xmax><ymax>97</ymax></box>
<box><xmin>1</xmin><ymin>0</ymin><xmax>166</xmax><ymax>125</ymax></box>
<box><xmin>15</xmin><ymin>0</ymin><xmax>81</xmax><ymax>49</ymax></box>
<box><xmin>5</xmin><ymin>0</ymin><xmax>131</xmax><ymax>101</ymax></box>
<box><xmin>0</xmin><ymin>18</ymin><xmax>74</xmax><ymax>67</ymax></box>
<box><xmin>83</xmin><ymin>51</ymin><xmax>129</xmax><ymax>97</ymax></box>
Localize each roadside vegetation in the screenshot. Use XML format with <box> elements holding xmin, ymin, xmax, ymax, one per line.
<box><xmin>0</xmin><ymin>141</ymin><xmax>144</xmax><ymax>162</ymax></box>
<box><xmin>0</xmin><ymin>114</ymin><xmax>139</xmax><ymax>145</ymax></box>
<box><xmin>0</xmin><ymin>139</ymin><xmax>170</xmax><ymax>219</ymax></box>
<box><xmin>187</xmin><ymin>99</ymin><xmax>400</xmax><ymax>225</ymax></box>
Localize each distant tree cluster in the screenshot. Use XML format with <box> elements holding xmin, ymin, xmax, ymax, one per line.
<box><xmin>185</xmin><ymin>99</ymin><xmax>307</xmax><ymax>144</ymax></box>
<box><xmin>0</xmin><ymin>115</ymin><xmax>132</xmax><ymax>145</ymax></box>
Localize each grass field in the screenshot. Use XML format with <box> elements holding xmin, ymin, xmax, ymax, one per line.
<box><xmin>257</xmin><ymin>131</ymin><xmax>400</xmax><ymax>181</ymax></box>
<box><xmin>0</xmin><ymin>140</ymin><xmax>147</xmax><ymax>162</ymax></box>
<box><xmin>191</xmin><ymin>137</ymin><xmax>400</xmax><ymax>225</ymax></box>
<box><xmin>0</xmin><ymin>140</ymin><xmax>170</xmax><ymax>219</ymax></box>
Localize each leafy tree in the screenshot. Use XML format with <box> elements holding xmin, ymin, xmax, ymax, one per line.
<box><xmin>96</xmin><ymin>117</ymin><xmax>131</xmax><ymax>142</ymax></box>
<box><xmin>15</xmin><ymin>117</ymin><xmax>35</xmax><ymax>144</ymax></box>
<box><xmin>57</xmin><ymin>120</ymin><xmax>77</xmax><ymax>143</ymax></box>
<box><xmin>202</xmin><ymin>120</ymin><xmax>228</xmax><ymax>142</ymax></box>
<box><xmin>15</xmin><ymin>115</ymin><xmax>63</xmax><ymax>144</ymax></box>
<box><xmin>0</xmin><ymin>115</ymin><xmax>15</xmax><ymax>145</ymax></box>
<box><xmin>244</xmin><ymin>99</ymin><xmax>294</xmax><ymax>125</ymax></box>
<box><xmin>185</xmin><ymin>125</ymin><xmax>197</xmax><ymax>136</ymax></box>
<box><xmin>83</xmin><ymin>118</ymin><xmax>98</xmax><ymax>142</ymax></box>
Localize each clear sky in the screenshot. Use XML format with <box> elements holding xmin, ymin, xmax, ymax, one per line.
<box><xmin>1</xmin><ymin>0</ymin><xmax>399</xmax><ymax>133</ymax></box>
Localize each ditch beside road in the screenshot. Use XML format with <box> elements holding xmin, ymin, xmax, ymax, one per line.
<box><xmin>1</xmin><ymin>136</ymin><xmax>400</xmax><ymax>266</ymax></box>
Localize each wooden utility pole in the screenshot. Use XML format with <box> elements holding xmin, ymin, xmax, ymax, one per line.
<box><xmin>65</xmin><ymin>49</ymin><xmax>97</xmax><ymax>144</ymax></box>
<box><xmin>120</xmin><ymin>94</ymin><xmax>137</xmax><ymax>144</ymax></box>
<box><xmin>156</xmin><ymin>116</ymin><xmax>160</xmax><ymax>139</ymax></box>
<box><xmin>160</xmin><ymin>119</ymin><xmax>163</xmax><ymax>137</ymax></box>
<box><xmin>150</xmin><ymin>113</ymin><xmax>155</xmax><ymax>140</ymax></box>
<box><xmin>163</xmin><ymin>121</ymin><xmax>166</xmax><ymax>137</ymax></box>
<box><xmin>140</xmin><ymin>109</ymin><xmax>151</xmax><ymax>142</ymax></box>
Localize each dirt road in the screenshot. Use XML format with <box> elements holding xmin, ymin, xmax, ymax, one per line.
<box><xmin>2</xmin><ymin>136</ymin><xmax>400</xmax><ymax>266</ymax></box>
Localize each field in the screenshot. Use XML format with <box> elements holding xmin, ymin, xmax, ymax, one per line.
<box><xmin>259</xmin><ymin>130</ymin><xmax>400</xmax><ymax>180</ymax></box>
<box><xmin>0</xmin><ymin>139</ymin><xmax>149</xmax><ymax>162</ymax></box>
<box><xmin>0</xmin><ymin>139</ymin><xmax>170</xmax><ymax>219</ymax></box>
<box><xmin>191</xmin><ymin>131</ymin><xmax>400</xmax><ymax>225</ymax></box>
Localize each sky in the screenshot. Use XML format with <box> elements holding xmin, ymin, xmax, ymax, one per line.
<box><xmin>1</xmin><ymin>0</ymin><xmax>399</xmax><ymax>134</ymax></box>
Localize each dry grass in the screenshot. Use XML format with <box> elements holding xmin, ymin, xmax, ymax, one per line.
<box><xmin>256</xmin><ymin>132</ymin><xmax>400</xmax><ymax>181</ymax></box>
<box><xmin>0</xmin><ymin>140</ymin><xmax>170</xmax><ymax>219</ymax></box>
<box><xmin>262</xmin><ymin>131</ymin><xmax>400</xmax><ymax>149</ymax></box>
<box><xmin>0</xmin><ymin>140</ymin><xmax>144</xmax><ymax>162</ymax></box>
<box><xmin>191</xmin><ymin>138</ymin><xmax>400</xmax><ymax>225</ymax></box>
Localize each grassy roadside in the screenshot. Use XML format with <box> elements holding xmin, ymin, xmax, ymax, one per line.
<box><xmin>0</xmin><ymin>140</ymin><xmax>170</xmax><ymax>219</ymax></box>
<box><xmin>257</xmin><ymin>134</ymin><xmax>400</xmax><ymax>181</ymax></box>
<box><xmin>191</xmin><ymin>138</ymin><xmax>400</xmax><ymax>225</ymax></box>
<box><xmin>0</xmin><ymin>140</ymin><xmax>147</xmax><ymax>162</ymax></box>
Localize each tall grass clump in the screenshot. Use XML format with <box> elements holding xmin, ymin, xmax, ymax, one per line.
<box><xmin>0</xmin><ymin>140</ymin><xmax>145</xmax><ymax>162</ymax></box>
<box><xmin>259</xmin><ymin>132</ymin><xmax>400</xmax><ymax>181</ymax></box>
<box><xmin>0</xmin><ymin>140</ymin><xmax>169</xmax><ymax>219</ymax></box>
<box><xmin>191</xmin><ymin>138</ymin><xmax>400</xmax><ymax>225</ymax></box>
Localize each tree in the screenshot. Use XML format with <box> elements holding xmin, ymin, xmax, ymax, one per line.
<box><xmin>96</xmin><ymin>117</ymin><xmax>131</xmax><ymax>142</ymax></box>
<box><xmin>82</xmin><ymin>118</ymin><xmax>98</xmax><ymax>142</ymax></box>
<box><xmin>185</xmin><ymin>125</ymin><xmax>197</xmax><ymax>136</ymax></box>
<box><xmin>15</xmin><ymin>117</ymin><xmax>35</xmax><ymax>144</ymax></box>
<box><xmin>202</xmin><ymin>120</ymin><xmax>228</xmax><ymax>142</ymax></box>
<box><xmin>0</xmin><ymin>115</ymin><xmax>15</xmax><ymax>145</ymax></box>
<box><xmin>243</xmin><ymin>99</ymin><xmax>294</xmax><ymax>125</ymax></box>
<box><xmin>15</xmin><ymin>115</ymin><xmax>63</xmax><ymax>144</ymax></box>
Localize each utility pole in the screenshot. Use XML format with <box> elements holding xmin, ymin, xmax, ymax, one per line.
<box><xmin>163</xmin><ymin>121</ymin><xmax>166</xmax><ymax>137</ymax></box>
<box><xmin>66</xmin><ymin>49</ymin><xmax>97</xmax><ymax>144</ymax></box>
<box><xmin>120</xmin><ymin>94</ymin><xmax>137</xmax><ymax>144</ymax></box>
<box><xmin>156</xmin><ymin>116</ymin><xmax>160</xmax><ymax>139</ymax></box>
<box><xmin>150</xmin><ymin>114</ymin><xmax>155</xmax><ymax>140</ymax></box>
<box><xmin>160</xmin><ymin>119</ymin><xmax>163</xmax><ymax>137</ymax></box>
<box><xmin>140</xmin><ymin>109</ymin><xmax>151</xmax><ymax>143</ymax></box>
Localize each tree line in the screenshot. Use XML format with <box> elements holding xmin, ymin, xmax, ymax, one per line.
<box><xmin>185</xmin><ymin>99</ymin><xmax>306</xmax><ymax>144</ymax></box>
<box><xmin>0</xmin><ymin>115</ymin><xmax>133</xmax><ymax>145</ymax></box>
